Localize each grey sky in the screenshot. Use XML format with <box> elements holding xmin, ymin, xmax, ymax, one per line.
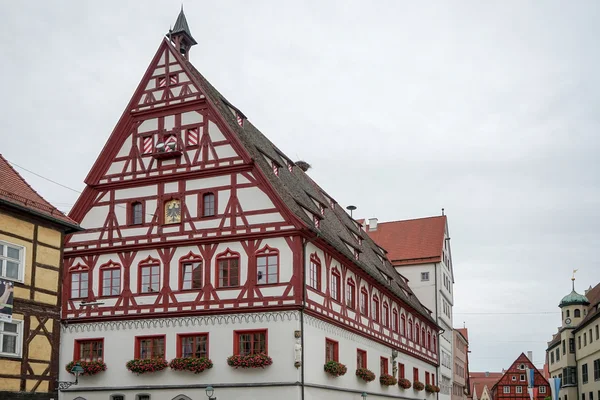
<box><xmin>1</xmin><ymin>0</ymin><xmax>598</xmax><ymax>372</ymax></box>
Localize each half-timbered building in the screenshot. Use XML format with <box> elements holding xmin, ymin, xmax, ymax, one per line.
<box><xmin>0</xmin><ymin>154</ymin><xmax>81</xmax><ymax>400</ymax></box>
<box><xmin>490</xmin><ymin>353</ymin><xmax>549</xmax><ymax>400</ymax></box>
<box><xmin>59</xmin><ymin>10</ymin><xmax>441</xmax><ymax>400</ymax></box>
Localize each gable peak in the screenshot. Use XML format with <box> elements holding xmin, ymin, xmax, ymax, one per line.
<box><xmin>167</xmin><ymin>7</ymin><xmax>197</xmax><ymax>59</ymax></box>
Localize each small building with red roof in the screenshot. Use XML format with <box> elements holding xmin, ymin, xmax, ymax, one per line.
<box><xmin>0</xmin><ymin>154</ymin><xmax>80</xmax><ymax>400</ymax></box>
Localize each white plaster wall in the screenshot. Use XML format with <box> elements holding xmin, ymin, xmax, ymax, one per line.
<box><xmin>79</xmin><ymin>205</ymin><xmax>109</xmax><ymax>230</ymax></box>
<box><xmin>304</xmin><ymin>314</ymin><xmax>437</xmax><ymax>398</ymax></box>
<box><xmin>236</xmin><ymin>186</ymin><xmax>275</xmax><ymax>211</ymax></box>
<box><xmin>59</xmin><ymin>312</ymin><xmax>301</xmax><ymax>397</ymax></box>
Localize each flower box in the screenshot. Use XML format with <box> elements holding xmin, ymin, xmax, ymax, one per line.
<box><xmin>227</xmin><ymin>353</ymin><xmax>273</xmax><ymax>369</ymax></box>
<box><xmin>380</xmin><ymin>373</ymin><xmax>398</xmax><ymax>386</ymax></box>
<box><xmin>65</xmin><ymin>360</ymin><xmax>106</xmax><ymax>376</ymax></box>
<box><xmin>125</xmin><ymin>358</ymin><xmax>168</xmax><ymax>374</ymax></box>
<box><xmin>356</xmin><ymin>367</ymin><xmax>376</xmax><ymax>382</ymax></box>
<box><xmin>398</xmin><ymin>378</ymin><xmax>412</xmax><ymax>389</ymax></box>
<box><xmin>414</xmin><ymin>381</ymin><xmax>425</xmax><ymax>391</ymax></box>
<box><xmin>169</xmin><ymin>357</ymin><xmax>213</xmax><ymax>374</ymax></box>
<box><xmin>426</xmin><ymin>384</ymin><xmax>437</xmax><ymax>393</ymax></box>
<box><xmin>324</xmin><ymin>360</ymin><xmax>347</xmax><ymax>377</ymax></box>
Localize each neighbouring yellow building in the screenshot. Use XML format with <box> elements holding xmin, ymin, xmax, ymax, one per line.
<box><xmin>0</xmin><ymin>154</ymin><xmax>80</xmax><ymax>400</ymax></box>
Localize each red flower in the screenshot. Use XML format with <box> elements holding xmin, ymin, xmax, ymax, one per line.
<box><xmin>65</xmin><ymin>360</ymin><xmax>107</xmax><ymax>376</ymax></box>
<box><xmin>126</xmin><ymin>358</ymin><xmax>168</xmax><ymax>374</ymax></box>
<box><xmin>227</xmin><ymin>353</ymin><xmax>273</xmax><ymax>369</ymax></box>
<box><xmin>324</xmin><ymin>361</ymin><xmax>347</xmax><ymax>377</ymax></box>
<box><xmin>380</xmin><ymin>373</ymin><xmax>398</xmax><ymax>386</ymax></box>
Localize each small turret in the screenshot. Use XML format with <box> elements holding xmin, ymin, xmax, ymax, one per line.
<box><xmin>167</xmin><ymin>6</ymin><xmax>197</xmax><ymax>59</ymax></box>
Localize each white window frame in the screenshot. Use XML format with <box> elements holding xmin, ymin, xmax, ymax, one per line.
<box><xmin>540</xmin><ymin>387</ymin><xmax>546</xmax><ymax>394</ymax></box>
<box><xmin>0</xmin><ymin>240</ymin><xmax>26</xmax><ymax>283</ymax></box>
<box><xmin>516</xmin><ymin>386</ymin><xmax>523</xmax><ymax>394</ymax></box>
<box><xmin>421</xmin><ymin>272</ymin><xmax>429</xmax><ymax>281</ymax></box>
<box><xmin>512</xmin><ymin>376</ymin><xmax>517</xmax><ymax>381</ymax></box>
<box><xmin>520</xmin><ymin>374</ymin><xmax>526</xmax><ymax>381</ymax></box>
<box><xmin>0</xmin><ymin>319</ymin><xmax>23</xmax><ymax>358</ymax></box>
<box><xmin>503</xmin><ymin>387</ymin><xmax>510</xmax><ymax>394</ymax></box>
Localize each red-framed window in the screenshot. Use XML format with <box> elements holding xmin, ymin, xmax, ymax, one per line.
<box><xmin>401</xmin><ymin>313</ymin><xmax>406</xmax><ymax>336</ymax></box>
<box><xmin>372</xmin><ymin>295</ymin><xmax>380</xmax><ymax>322</ymax></box>
<box><xmin>392</xmin><ymin>309</ymin><xmax>399</xmax><ymax>332</ymax></box>
<box><xmin>346</xmin><ymin>278</ymin><xmax>356</xmax><ymax>309</ymax></box>
<box><xmin>131</xmin><ymin>201</ymin><xmax>144</xmax><ymax>225</ymax></box>
<box><xmin>217</xmin><ymin>250</ymin><xmax>240</xmax><ymax>288</ymax></box>
<box><xmin>74</xmin><ymin>338</ymin><xmax>104</xmax><ymax>361</ymax></box>
<box><xmin>427</xmin><ymin>331</ymin><xmax>432</xmax><ymax>349</ymax></box>
<box><xmin>415</xmin><ymin>323</ymin><xmax>420</xmax><ymax>344</ymax></box>
<box><xmin>180</xmin><ymin>253</ymin><xmax>202</xmax><ymax>290</ymax></box>
<box><xmin>382</xmin><ymin>302</ymin><xmax>390</xmax><ymax>327</ymax></box>
<box><xmin>309</xmin><ymin>254</ymin><xmax>321</xmax><ymax>291</ymax></box>
<box><xmin>426</xmin><ymin>371</ymin><xmax>430</xmax><ymax>385</ymax></box>
<box><xmin>99</xmin><ymin>262</ymin><xmax>121</xmax><ymax>297</ymax></box>
<box><xmin>421</xmin><ymin>327</ymin><xmax>426</xmax><ymax>346</ymax></box>
<box><xmin>177</xmin><ymin>333</ymin><xmax>208</xmax><ymax>358</ymax></box>
<box><xmin>331</xmin><ymin>268</ymin><xmax>341</xmax><ymax>301</ymax></box>
<box><xmin>399</xmin><ymin>363</ymin><xmax>405</xmax><ymax>379</ymax></box>
<box><xmin>235</xmin><ymin>329</ymin><xmax>267</xmax><ymax>356</ymax></box>
<box><xmin>413</xmin><ymin>367</ymin><xmax>419</xmax><ymax>383</ymax></box>
<box><xmin>357</xmin><ymin>349</ymin><xmax>367</xmax><ymax>369</ymax></box>
<box><xmin>432</xmin><ymin>336</ymin><xmax>437</xmax><ymax>352</ymax></box>
<box><xmin>69</xmin><ymin>264</ymin><xmax>89</xmax><ymax>299</ymax></box>
<box><xmin>202</xmin><ymin>193</ymin><xmax>216</xmax><ymax>217</ymax></box>
<box><xmin>380</xmin><ymin>357</ymin><xmax>389</xmax><ymax>375</ymax></box>
<box><xmin>360</xmin><ymin>288</ymin><xmax>368</xmax><ymax>316</ymax></box>
<box><xmin>325</xmin><ymin>338</ymin><xmax>338</xmax><ymax>362</ymax></box>
<box><xmin>256</xmin><ymin>246</ymin><xmax>279</xmax><ymax>285</ymax></box>
<box><xmin>432</xmin><ymin>373</ymin><xmax>436</xmax><ymax>384</ymax></box>
<box><xmin>408</xmin><ymin>319</ymin><xmax>413</xmax><ymax>340</ymax></box>
<box><xmin>135</xmin><ymin>335</ymin><xmax>165</xmax><ymax>359</ymax></box>
<box><xmin>139</xmin><ymin>258</ymin><xmax>160</xmax><ymax>293</ymax></box>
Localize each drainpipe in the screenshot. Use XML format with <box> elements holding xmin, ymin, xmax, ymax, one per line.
<box><xmin>434</xmin><ymin>262</ymin><xmax>440</xmax><ymax>400</ymax></box>
<box><xmin>300</xmin><ymin>238</ymin><xmax>307</xmax><ymax>400</ymax></box>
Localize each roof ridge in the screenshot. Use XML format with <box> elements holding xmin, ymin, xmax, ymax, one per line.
<box><xmin>376</xmin><ymin>215</ymin><xmax>447</xmax><ymax>225</ymax></box>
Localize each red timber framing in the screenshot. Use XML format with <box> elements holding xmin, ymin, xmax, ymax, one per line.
<box><xmin>491</xmin><ymin>353</ymin><xmax>550</xmax><ymax>400</ymax></box>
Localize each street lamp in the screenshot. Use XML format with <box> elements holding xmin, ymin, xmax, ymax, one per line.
<box><xmin>57</xmin><ymin>363</ymin><xmax>85</xmax><ymax>390</ymax></box>
<box><xmin>206</xmin><ymin>386</ymin><xmax>217</xmax><ymax>400</ymax></box>
<box><xmin>361</xmin><ymin>392</ymin><xmax>368</xmax><ymax>400</ymax></box>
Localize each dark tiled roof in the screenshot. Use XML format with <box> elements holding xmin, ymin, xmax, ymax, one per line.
<box><xmin>170</xmin><ymin>9</ymin><xmax>197</xmax><ymax>45</ymax></box>
<box><xmin>573</xmin><ymin>282</ymin><xmax>600</xmax><ymax>332</ymax></box>
<box><xmin>365</xmin><ymin>216</ymin><xmax>447</xmax><ymax>266</ymax></box>
<box><xmin>180</xmin><ymin>46</ymin><xmax>436</xmax><ymax>325</ymax></box>
<box><xmin>0</xmin><ymin>154</ymin><xmax>80</xmax><ymax>231</ymax></box>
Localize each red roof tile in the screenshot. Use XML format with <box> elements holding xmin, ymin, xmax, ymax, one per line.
<box><xmin>0</xmin><ymin>155</ymin><xmax>80</xmax><ymax>230</ymax></box>
<box><xmin>365</xmin><ymin>216</ymin><xmax>447</xmax><ymax>266</ymax></box>
<box><xmin>469</xmin><ymin>372</ymin><xmax>503</xmax><ymax>399</ymax></box>
<box><xmin>457</xmin><ymin>327</ymin><xmax>469</xmax><ymax>342</ymax></box>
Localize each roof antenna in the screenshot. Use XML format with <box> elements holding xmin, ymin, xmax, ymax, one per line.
<box><xmin>463</xmin><ymin>321</ymin><xmax>466</xmax><ymax>328</ymax></box>
<box><xmin>441</xmin><ymin>208</ymin><xmax>445</xmax><ymax>216</ymax></box>
<box><xmin>346</xmin><ymin>205</ymin><xmax>357</xmax><ymax>218</ymax></box>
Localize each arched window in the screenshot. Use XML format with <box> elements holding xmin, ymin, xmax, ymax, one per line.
<box><xmin>309</xmin><ymin>253</ymin><xmax>321</xmax><ymax>291</ymax></box>
<box><xmin>360</xmin><ymin>288</ymin><xmax>368</xmax><ymax>316</ymax></box>
<box><xmin>256</xmin><ymin>246</ymin><xmax>279</xmax><ymax>285</ymax></box>
<box><xmin>138</xmin><ymin>256</ymin><xmax>160</xmax><ymax>293</ymax></box>
<box><xmin>382</xmin><ymin>302</ymin><xmax>390</xmax><ymax>327</ymax></box>
<box><xmin>421</xmin><ymin>327</ymin><xmax>426</xmax><ymax>345</ymax></box>
<box><xmin>179</xmin><ymin>253</ymin><xmax>203</xmax><ymax>290</ymax></box>
<box><xmin>164</xmin><ymin>198</ymin><xmax>181</xmax><ymax>224</ymax></box>
<box><xmin>574</xmin><ymin>309</ymin><xmax>581</xmax><ymax>318</ymax></box>
<box><xmin>408</xmin><ymin>319</ymin><xmax>413</xmax><ymax>340</ymax></box>
<box><xmin>69</xmin><ymin>264</ymin><xmax>89</xmax><ymax>299</ymax></box>
<box><xmin>99</xmin><ymin>261</ymin><xmax>121</xmax><ymax>297</ymax></box>
<box><xmin>566</xmin><ymin>309</ymin><xmax>570</xmax><ymax>318</ymax></box>
<box><xmin>346</xmin><ymin>278</ymin><xmax>356</xmax><ymax>309</ymax></box>
<box><xmin>331</xmin><ymin>268</ymin><xmax>341</xmax><ymax>301</ymax></box>
<box><xmin>401</xmin><ymin>314</ymin><xmax>406</xmax><ymax>336</ymax></box>
<box><xmin>392</xmin><ymin>309</ymin><xmax>399</xmax><ymax>333</ymax></box>
<box><xmin>131</xmin><ymin>201</ymin><xmax>144</xmax><ymax>225</ymax></box>
<box><xmin>432</xmin><ymin>335</ymin><xmax>437</xmax><ymax>352</ymax></box>
<box><xmin>216</xmin><ymin>249</ymin><xmax>240</xmax><ymax>288</ymax></box>
<box><xmin>415</xmin><ymin>322</ymin><xmax>420</xmax><ymax>344</ymax></box>
<box><xmin>202</xmin><ymin>193</ymin><xmax>216</xmax><ymax>217</ymax></box>
<box><xmin>427</xmin><ymin>330</ymin><xmax>432</xmax><ymax>349</ymax></box>
<box><xmin>372</xmin><ymin>295</ymin><xmax>380</xmax><ymax>322</ymax></box>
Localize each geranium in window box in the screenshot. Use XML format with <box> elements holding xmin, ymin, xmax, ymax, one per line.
<box><xmin>65</xmin><ymin>360</ymin><xmax>107</xmax><ymax>376</ymax></box>
<box><xmin>125</xmin><ymin>358</ymin><xmax>168</xmax><ymax>374</ymax></box>
<box><xmin>414</xmin><ymin>381</ymin><xmax>425</xmax><ymax>391</ymax></box>
<box><xmin>398</xmin><ymin>378</ymin><xmax>412</xmax><ymax>389</ymax></box>
<box><xmin>433</xmin><ymin>385</ymin><xmax>441</xmax><ymax>393</ymax></box>
<box><xmin>324</xmin><ymin>360</ymin><xmax>347</xmax><ymax>377</ymax></box>
<box><xmin>169</xmin><ymin>357</ymin><xmax>213</xmax><ymax>374</ymax></box>
<box><xmin>380</xmin><ymin>373</ymin><xmax>398</xmax><ymax>386</ymax></box>
<box><xmin>227</xmin><ymin>353</ymin><xmax>273</xmax><ymax>369</ymax></box>
<box><xmin>426</xmin><ymin>384</ymin><xmax>436</xmax><ymax>393</ymax></box>
<box><xmin>356</xmin><ymin>367</ymin><xmax>376</xmax><ymax>382</ymax></box>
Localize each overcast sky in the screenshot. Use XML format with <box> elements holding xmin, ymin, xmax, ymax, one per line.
<box><xmin>1</xmin><ymin>0</ymin><xmax>599</xmax><ymax>372</ymax></box>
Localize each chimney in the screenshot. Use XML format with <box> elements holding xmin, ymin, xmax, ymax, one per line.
<box><xmin>485</xmin><ymin>371</ymin><xmax>489</xmax><ymax>377</ymax></box>
<box><xmin>527</xmin><ymin>351</ymin><xmax>533</xmax><ymax>361</ymax></box>
<box><xmin>368</xmin><ymin>218</ymin><xmax>378</xmax><ymax>231</ymax></box>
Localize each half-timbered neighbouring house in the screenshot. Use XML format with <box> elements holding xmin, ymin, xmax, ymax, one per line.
<box><xmin>0</xmin><ymin>155</ymin><xmax>81</xmax><ymax>400</ymax></box>
<box><xmin>59</xmin><ymin>10</ymin><xmax>440</xmax><ymax>400</ymax></box>
<box><xmin>490</xmin><ymin>353</ymin><xmax>549</xmax><ymax>400</ymax></box>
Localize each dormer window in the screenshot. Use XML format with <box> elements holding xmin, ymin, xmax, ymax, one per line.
<box><xmin>287</xmin><ymin>162</ymin><xmax>294</xmax><ymax>173</ymax></box>
<box><xmin>319</xmin><ymin>205</ymin><xmax>325</xmax><ymax>216</ymax></box>
<box><xmin>272</xmin><ymin>162</ymin><xmax>279</xmax><ymax>177</ymax></box>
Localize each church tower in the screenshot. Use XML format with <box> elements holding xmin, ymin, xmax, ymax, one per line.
<box><xmin>559</xmin><ymin>275</ymin><xmax>590</xmax><ymax>328</ymax></box>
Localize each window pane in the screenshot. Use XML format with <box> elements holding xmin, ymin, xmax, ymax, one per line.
<box><xmin>2</xmin><ymin>334</ymin><xmax>16</xmax><ymax>354</ymax></box>
<box><xmin>3</xmin><ymin>323</ymin><xmax>17</xmax><ymax>333</ymax></box>
<box><xmin>7</xmin><ymin>247</ymin><xmax>20</xmax><ymax>260</ymax></box>
<box><xmin>6</xmin><ymin>262</ymin><xmax>19</xmax><ymax>279</ymax></box>
<box><xmin>192</xmin><ymin>262</ymin><xmax>202</xmax><ymax>288</ymax></box>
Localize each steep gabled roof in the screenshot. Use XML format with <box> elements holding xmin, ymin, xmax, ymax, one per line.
<box><xmin>469</xmin><ymin>372</ymin><xmax>502</xmax><ymax>400</ymax></box>
<box><xmin>365</xmin><ymin>216</ymin><xmax>447</xmax><ymax>266</ymax></box>
<box><xmin>457</xmin><ymin>327</ymin><xmax>469</xmax><ymax>342</ymax></box>
<box><xmin>491</xmin><ymin>353</ymin><xmax>548</xmax><ymax>393</ymax></box>
<box><xmin>573</xmin><ymin>282</ymin><xmax>600</xmax><ymax>333</ymax></box>
<box><xmin>0</xmin><ymin>154</ymin><xmax>80</xmax><ymax>232</ymax></box>
<box><xmin>176</xmin><ymin>42</ymin><xmax>436</xmax><ymax>324</ymax></box>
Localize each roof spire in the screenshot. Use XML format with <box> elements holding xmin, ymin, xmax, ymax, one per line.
<box><xmin>571</xmin><ymin>269</ymin><xmax>578</xmax><ymax>291</ymax></box>
<box><xmin>167</xmin><ymin>6</ymin><xmax>197</xmax><ymax>59</ymax></box>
